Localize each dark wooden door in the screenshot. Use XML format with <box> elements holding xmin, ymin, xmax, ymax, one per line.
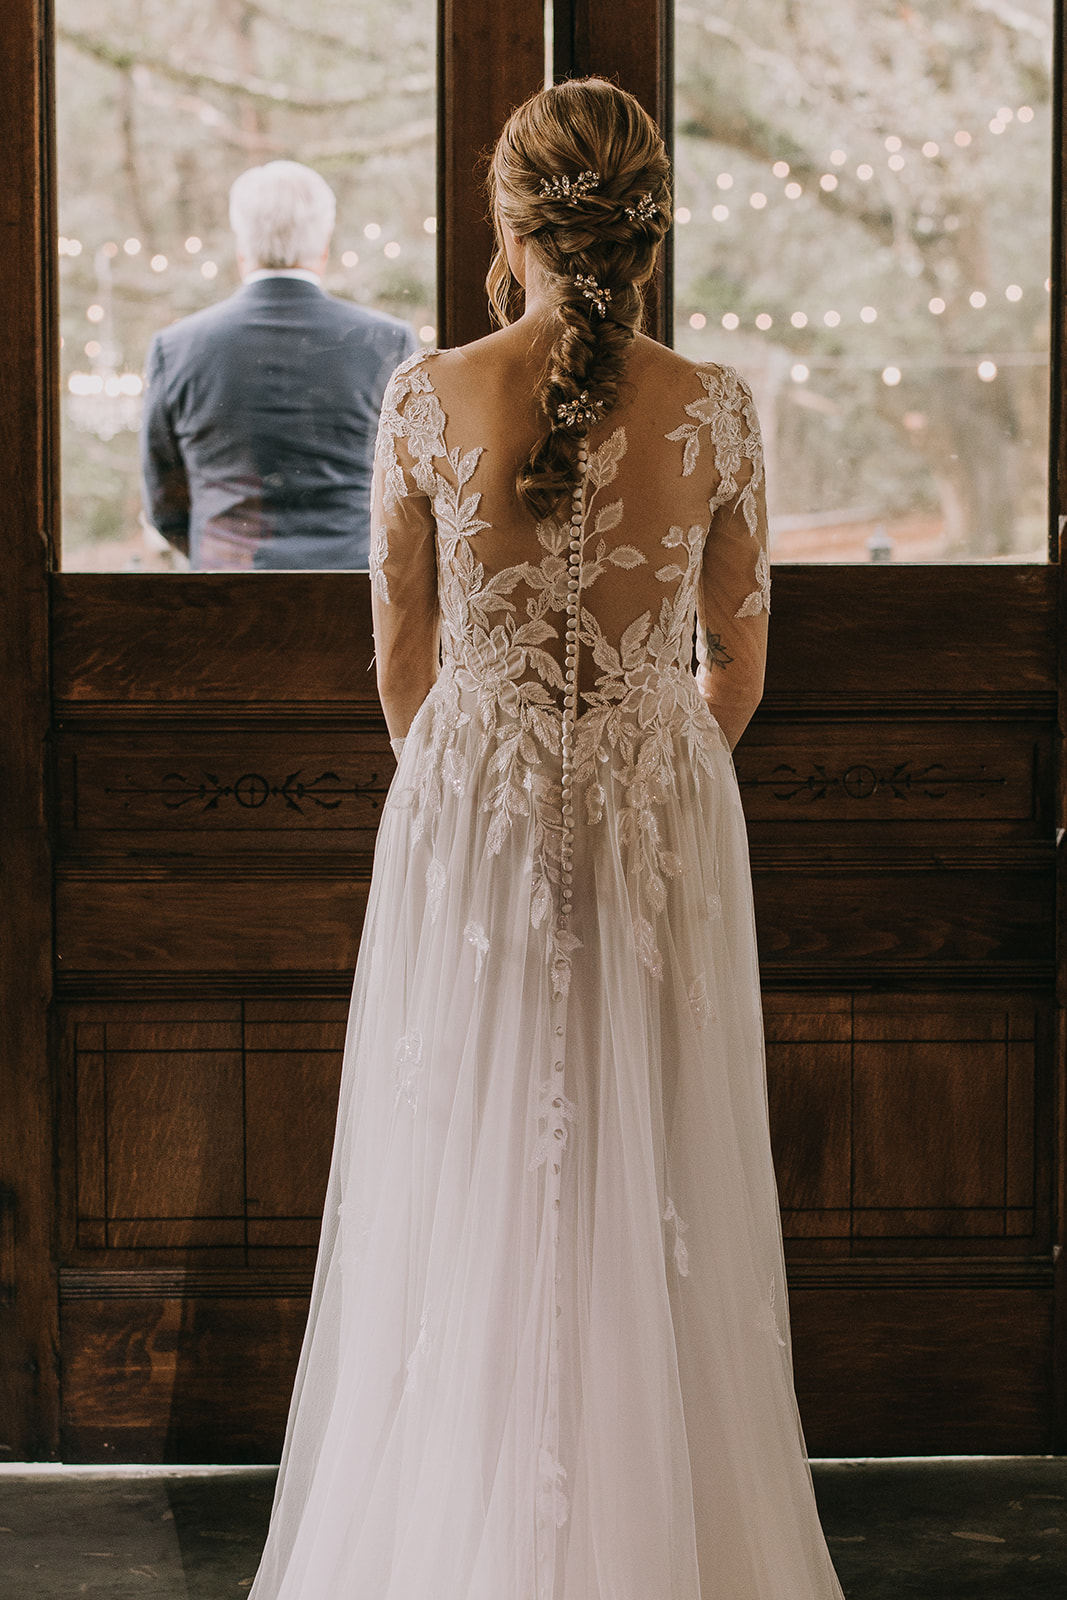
<box><xmin>0</xmin><ymin>0</ymin><xmax>1063</xmax><ymax>1463</ymax></box>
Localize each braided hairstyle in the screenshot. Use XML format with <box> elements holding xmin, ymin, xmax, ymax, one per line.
<box><xmin>486</xmin><ymin>78</ymin><xmax>672</xmax><ymax>520</ymax></box>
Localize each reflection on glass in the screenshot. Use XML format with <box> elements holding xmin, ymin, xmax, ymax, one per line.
<box><xmin>674</xmin><ymin>0</ymin><xmax>1052</xmax><ymax>562</ymax></box>
<box><xmin>57</xmin><ymin>0</ymin><xmax>435</xmax><ymax>571</ymax></box>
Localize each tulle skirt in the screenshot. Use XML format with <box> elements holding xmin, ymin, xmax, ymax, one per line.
<box><xmin>249</xmin><ymin>682</ymin><xmax>844</xmax><ymax>1600</ymax></box>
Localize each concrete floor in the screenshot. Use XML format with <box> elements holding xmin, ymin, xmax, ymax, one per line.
<box><xmin>0</xmin><ymin>1458</ymin><xmax>1063</xmax><ymax>1598</ymax></box>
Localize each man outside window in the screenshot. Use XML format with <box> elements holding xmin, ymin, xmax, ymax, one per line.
<box><xmin>141</xmin><ymin>160</ymin><xmax>417</xmax><ymax>570</ymax></box>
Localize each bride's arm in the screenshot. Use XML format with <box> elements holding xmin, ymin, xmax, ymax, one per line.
<box><xmin>369</xmin><ymin>383</ymin><xmax>440</xmax><ymax>744</ymax></box>
<box><xmin>695</xmin><ymin>378</ymin><xmax>769</xmax><ymax>751</ymax></box>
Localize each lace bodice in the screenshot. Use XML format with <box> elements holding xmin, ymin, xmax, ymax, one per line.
<box><xmin>370</xmin><ymin>341</ymin><xmax>768</xmax><ymax>985</ymax></box>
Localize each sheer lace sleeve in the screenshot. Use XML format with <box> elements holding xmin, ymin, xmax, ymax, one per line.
<box><xmin>670</xmin><ymin>366</ymin><xmax>768</xmax><ymax>751</ymax></box>
<box><xmin>370</xmin><ymin>353</ymin><xmax>442</xmax><ymax>740</ymax></box>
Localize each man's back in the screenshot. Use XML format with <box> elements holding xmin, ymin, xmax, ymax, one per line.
<box><xmin>142</xmin><ymin>276</ymin><xmax>416</xmax><ymax>569</ymax></box>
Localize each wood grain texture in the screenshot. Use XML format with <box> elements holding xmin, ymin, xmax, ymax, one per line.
<box><xmin>52</xmin><ymin>574</ymin><xmax>378</xmax><ymax>711</ymax></box>
<box><xmin>791</xmin><ymin>1288</ymin><xmax>1055</xmax><ymax>1456</ymax></box>
<box><xmin>752</xmin><ymin>869</ymin><xmax>1053</xmax><ymax>972</ymax></box>
<box><xmin>52</xmin><ymin>567</ymin><xmax>1057</xmax><ymax>715</ymax></box>
<box><xmin>55</xmin><ymin>876</ymin><xmax>370</xmax><ymax>973</ymax></box>
<box><xmin>60</xmin><ymin>1296</ymin><xmax>307</xmax><ymax>1463</ymax></box>
<box><xmin>438</xmin><ymin>0</ymin><xmax>545</xmax><ymax>347</ymax></box>
<box><xmin>0</xmin><ymin>0</ymin><xmax>60</xmax><ymax>1458</ymax></box>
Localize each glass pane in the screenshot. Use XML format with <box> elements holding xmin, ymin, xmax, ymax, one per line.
<box><xmin>57</xmin><ymin>1</ymin><xmax>436</xmax><ymax>571</ymax></box>
<box><xmin>674</xmin><ymin>0</ymin><xmax>1052</xmax><ymax>562</ymax></box>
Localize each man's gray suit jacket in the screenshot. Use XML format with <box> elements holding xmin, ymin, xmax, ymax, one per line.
<box><xmin>141</xmin><ymin>276</ymin><xmax>418</xmax><ymax>569</ymax></box>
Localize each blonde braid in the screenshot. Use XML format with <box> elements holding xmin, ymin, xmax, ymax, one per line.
<box><xmin>486</xmin><ymin>79</ymin><xmax>672</xmax><ymax>520</ymax></box>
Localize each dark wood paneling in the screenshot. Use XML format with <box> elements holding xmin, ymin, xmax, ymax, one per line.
<box><xmin>52</xmin><ymin>568</ymin><xmax>1057</xmax><ymax>715</ymax></box>
<box><xmin>55</xmin><ymin>877</ymin><xmax>370</xmax><ymax>973</ymax></box>
<box><xmin>439</xmin><ymin>0</ymin><xmax>545</xmax><ymax>348</ymax></box>
<box><xmin>759</xmin><ymin>566</ymin><xmax>1056</xmax><ymax>713</ymax></box>
<box><xmin>0</xmin><ymin>0</ymin><xmax>59</xmax><ymax>1457</ymax></box>
<box><xmin>791</xmin><ymin>1288</ymin><xmax>1055</xmax><ymax>1456</ymax></box>
<box><xmin>52</xmin><ymin>574</ymin><xmax>377</xmax><ymax>712</ymax></box>
<box><xmin>60</xmin><ymin>1296</ymin><xmax>307</xmax><ymax>1463</ymax></box>
<box><xmin>765</xmin><ymin>994</ymin><xmax>1048</xmax><ymax>1256</ymax></box>
<box><xmin>66</xmin><ymin>1001</ymin><xmax>345</xmax><ymax>1269</ymax></box>
<box><xmin>754</xmin><ymin>870</ymin><xmax>1053</xmax><ymax>974</ymax></box>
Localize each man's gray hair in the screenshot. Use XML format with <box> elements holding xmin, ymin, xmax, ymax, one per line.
<box><xmin>229</xmin><ymin>161</ymin><xmax>337</xmax><ymax>269</ymax></box>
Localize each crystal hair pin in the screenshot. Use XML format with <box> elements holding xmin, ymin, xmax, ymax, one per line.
<box><xmin>624</xmin><ymin>191</ymin><xmax>660</xmax><ymax>223</ymax></box>
<box><xmin>538</xmin><ymin>169</ymin><xmax>601</xmax><ymax>206</ymax></box>
<box><xmin>575</xmin><ymin>272</ymin><xmax>611</xmax><ymax>317</ymax></box>
<box><xmin>557</xmin><ymin>391</ymin><xmax>605</xmax><ymax>430</ymax></box>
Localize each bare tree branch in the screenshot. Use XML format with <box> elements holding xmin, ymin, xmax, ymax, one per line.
<box><xmin>972</xmin><ymin>0</ymin><xmax>1051</xmax><ymax>42</ymax></box>
<box><xmin>57</xmin><ymin>25</ymin><xmax>432</xmax><ymax>113</ymax></box>
<box><xmin>676</xmin><ymin>91</ymin><xmax>896</xmax><ymax>248</ymax></box>
<box><xmin>243</xmin><ymin>0</ymin><xmax>395</xmax><ymax>65</ymax></box>
<box><xmin>301</xmin><ymin>120</ymin><xmax>436</xmax><ymax>166</ymax></box>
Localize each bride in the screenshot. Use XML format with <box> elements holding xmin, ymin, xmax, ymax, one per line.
<box><xmin>249</xmin><ymin>77</ymin><xmax>844</xmax><ymax>1600</ymax></box>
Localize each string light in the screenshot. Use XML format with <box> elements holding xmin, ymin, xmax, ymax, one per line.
<box><xmin>712</xmin><ymin>204</ymin><xmax>730</xmax><ymax>221</ymax></box>
<box><xmin>977</xmin><ymin>360</ymin><xmax>998</xmax><ymax>381</ymax></box>
<box><xmin>772</xmin><ymin>161</ymin><xmax>790</xmax><ymax>178</ymax></box>
<box><xmin>384</xmin><ymin>241</ymin><xmax>401</xmax><ymax>258</ymax></box>
<box><xmin>85</xmin><ymin>340</ymin><xmax>100</xmax><ymax>357</ymax></box>
<box><xmin>103</xmin><ymin>241</ymin><xmax>118</xmax><ymax>257</ymax></box>
<box><xmin>823</xmin><ymin>309</ymin><xmax>841</xmax><ymax>327</ymax></box>
<box><xmin>716</xmin><ymin>173</ymin><xmax>733</xmax><ymax>190</ymax></box>
<box><xmin>860</xmin><ymin>306</ymin><xmax>877</xmax><ymax>323</ymax></box>
<box><xmin>689</xmin><ymin>312</ymin><xmax>707</xmax><ymax>329</ymax></box>
<box><xmin>423</xmin><ymin>216</ymin><xmax>437</xmax><ymax>233</ymax></box>
<box><xmin>887</xmin><ymin>154</ymin><xmax>905</xmax><ymax>171</ymax></box>
<box><xmin>791</xmin><ymin>364</ymin><xmax>810</xmax><ymax>383</ymax></box>
<box><xmin>856</xmin><ymin>164</ymin><xmax>873</xmax><ymax>180</ymax></box>
<box><xmin>820</xmin><ymin>174</ymin><xmax>838</xmax><ymax>191</ymax></box>
<box><xmin>123</xmin><ymin>237</ymin><xmax>141</xmax><ymax>256</ymax></box>
<box><xmin>341</xmin><ymin>250</ymin><xmax>359</xmax><ymax>267</ymax></box>
<box><xmin>201</xmin><ymin>260</ymin><xmax>218</xmax><ymax>279</ymax></box>
<box><xmin>721</xmin><ymin>312</ymin><xmax>740</xmax><ymax>330</ymax></box>
<box><xmin>922</xmin><ymin>141</ymin><xmax>939</xmax><ymax>158</ymax></box>
<box><xmin>750</xmin><ymin>192</ymin><xmax>767</xmax><ymax>209</ymax></box>
<box><xmin>675</xmin><ymin>207</ymin><xmax>692</xmax><ymax>223</ymax></box>
<box><xmin>969</xmin><ymin>290</ymin><xmax>986</xmax><ymax>308</ymax></box>
<box><xmin>830</xmin><ymin>149</ymin><xmax>846</xmax><ymax>166</ymax></box>
<box><xmin>882</xmin><ymin>366</ymin><xmax>902</xmax><ymax>386</ymax></box>
<box><xmin>363</xmin><ymin>222</ymin><xmax>381</xmax><ymax>239</ymax></box>
<box><xmin>150</xmin><ymin>254</ymin><xmax>167</xmax><ymax>272</ymax></box>
<box><xmin>1005</xmin><ymin>284</ymin><xmax>1023</xmax><ymax>301</ymax></box>
<box><xmin>755</xmin><ymin>313</ymin><xmax>773</xmax><ymax>329</ymax></box>
<box><xmin>791</xmin><ymin>311</ymin><xmax>808</xmax><ymax>328</ymax></box>
<box><xmin>885</xmin><ymin>136</ymin><xmax>902</xmax><ymax>152</ymax></box>
<box><xmin>419</xmin><ymin>324</ymin><xmax>436</xmax><ymax>342</ymax></box>
<box><xmin>184</xmin><ymin>236</ymin><xmax>202</xmax><ymax>254</ymax></box>
<box><xmin>1018</xmin><ymin>106</ymin><xmax>1034</xmax><ymax>123</ymax></box>
<box><xmin>954</xmin><ymin>130</ymin><xmax>971</xmax><ymax>147</ymax></box>
<box><xmin>929</xmin><ymin>297</ymin><xmax>946</xmax><ymax>315</ymax></box>
<box><xmin>86</xmin><ymin>304</ymin><xmax>104</xmax><ymax>323</ymax></box>
<box><xmin>784</xmin><ymin>182</ymin><xmax>802</xmax><ymax>199</ymax></box>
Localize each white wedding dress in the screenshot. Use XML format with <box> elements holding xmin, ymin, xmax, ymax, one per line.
<box><xmin>249</xmin><ymin>344</ymin><xmax>844</xmax><ymax>1600</ymax></box>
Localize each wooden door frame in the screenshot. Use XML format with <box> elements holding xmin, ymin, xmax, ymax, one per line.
<box><xmin>1</xmin><ymin>0</ymin><xmax>1064</xmax><ymax>1461</ymax></box>
<box><xmin>0</xmin><ymin>0</ymin><xmax>60</xmax><ymax>1460</ymax></box>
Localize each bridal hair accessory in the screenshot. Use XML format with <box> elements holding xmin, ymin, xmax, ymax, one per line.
<box><xmin>556</xmin><ymin>391</ymin><xmax>605</xmax><ymax>430</ymax></box>
<box><xmin>538</xmin><ymin>169</ymin><xmax>601</xmax><ymax>205</ymax></box>
<box><xmin>624</xmin><ymin>191</ymin><xmax>661</xmax><ymax>223</ymax></box>
<box><xmin>575</xmin><ymin>272</ymin><xmax>611</xmax><ymax>317</ymax></box>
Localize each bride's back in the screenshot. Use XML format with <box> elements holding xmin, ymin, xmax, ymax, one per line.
<box><xmin>373</xmin><ymin>332</ymin><xmax>766</xmax><ymax>714</ymax></box>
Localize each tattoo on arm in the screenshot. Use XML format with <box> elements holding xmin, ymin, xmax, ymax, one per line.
<box><xmin>704</xmin><ymin>630</ymin><xmax>734</xmax><ymax>670</ymax></box>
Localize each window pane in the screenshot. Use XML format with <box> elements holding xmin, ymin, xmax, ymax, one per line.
<box><xmin>674</xmin><ymin>0</ymin><xmax>1053</xmax><ymax>563</ymax></box>
<box><xmin>57</xmin><ymin>1</ymin><xmax>435</xmax><ymax>571</ymax></box>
